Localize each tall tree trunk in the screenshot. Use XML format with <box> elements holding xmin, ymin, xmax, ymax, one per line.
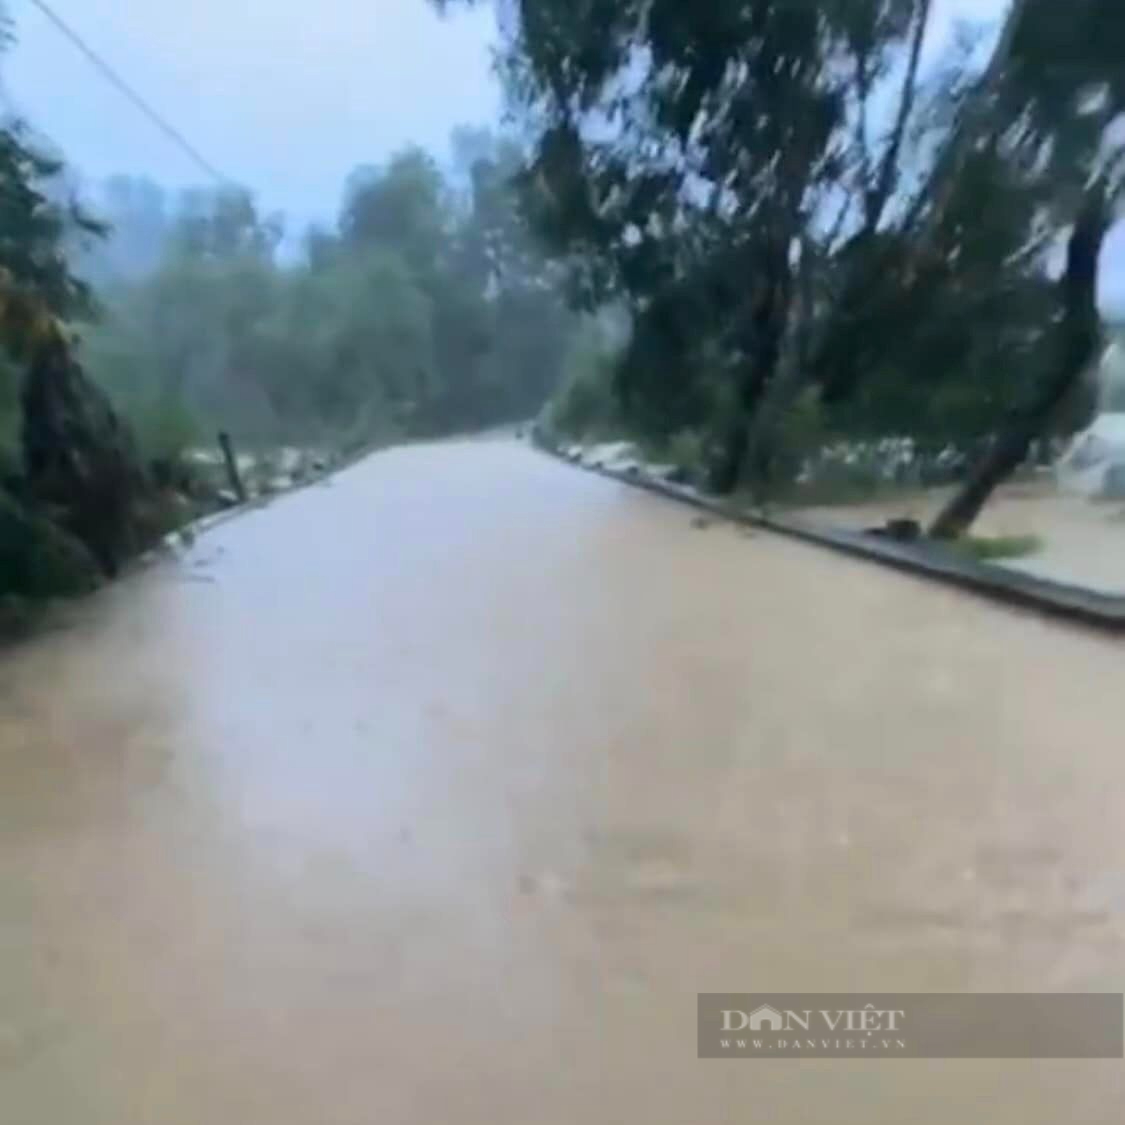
<box><xmin>740</xmin><ymin>235</ymin><xmax>819</xmax><ymax>498</ymax></box>
<box><xmin>707</xmin><ymin>237</ymin><xmax>793</xmax><ymax>494</ymax></box>
<box><xmin>929</xmin><ymin>182</ymin><xmax>1108</xmax><ymax>540</ymax></box>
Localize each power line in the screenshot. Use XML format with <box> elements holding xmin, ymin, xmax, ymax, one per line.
<box><xmin>24</xmin><ymin>0</ymin><xmax>231</xmax><ymax>185</ymax></box>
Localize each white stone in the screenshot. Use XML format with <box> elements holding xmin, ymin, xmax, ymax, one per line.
<box><xmin>1056</xmin><ymin>413</ymin><xmax>1125</xmax><ymax>498</ymax></box>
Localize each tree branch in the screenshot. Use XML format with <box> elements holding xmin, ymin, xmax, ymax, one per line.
<box><xmin>867</xmin><ymin>0</ymin><xmax>933</xmax><ymax>234</ymax></box>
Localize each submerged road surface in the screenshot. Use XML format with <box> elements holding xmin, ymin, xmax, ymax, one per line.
<box><xmin>2</xmin><ymin>438</ymin><xmax>1124</xmax><ymax>1123</ymax></box>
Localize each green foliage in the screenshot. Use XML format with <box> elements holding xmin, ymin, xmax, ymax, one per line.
<box><xmin>950</xmin><ymin>533</ymin><xmax>1043</xmax><ymax>562</ymax></box>
<box><xmin>0</xmin><ymin>353</ymin><xmax>19</xmax><ymax>461</ymax></box>
<box><xmin>765</xmin><ymin>387</ymin><xmax>829</xmax><ymax>486</ymax></box>
<box><xmin>542</xmin><ymin>328</ymin><xmax>619</xmax><ymax>441</ymax></box>
<box><xmin>78</xmin><ymin>313</ymin><xmax>201</xmax><ymax>460</ymax></box>
<box><xmin>0</xmin><ymin>488</ymin><xmax>99</xmax><ymax>598</ymax></box>
<box><xmin>256</xmin><ymin>246</ymin><xmax>435</xmax><ymax>435</ymax></box>
<box><xmin>441</xmin><ymin>0</ymin><xmax>1125</xmax><ymax>521</ymax></box>
<box><xmin>0</xmin><ymin>123</ymin><xmax>106</xmax><ymax>342</ymax></box>
<box><xmin>491</xmin><ymin>0</ymin><xmax>933</xmax><ymax>448</ymax></box>
<box><xmin>82</xmin><ymin>134</ymin><xmax>576</xmax><ymax>454</ymax></box>
<box><xmin>132</xmin><ymin>394</ymin><xmax>201</xmax><ymax>464</ymax></box>
<box><xmin>341</xmin><ymin>150</ymin><xmax>447</xmax><ymax>272</ymax></box>
<box><xmin>663</xmin><ymin>428</ymin><xmax>710</xmax><ymax>481</ymax></box>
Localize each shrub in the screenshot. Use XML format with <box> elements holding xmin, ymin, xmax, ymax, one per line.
<box><xmin>0</xmin><ymin>490</ymin><xmax>100</xmax><ymax>599</ymax></box>
<box><xmin>541</xmin><ymin>336</ymin><xmax>619</xmax><ymax>442</ymax></box>
<box><xmin>664</xmin><ymin>428</ymin><xmax>709</xmax><ymax>480</ymax></box>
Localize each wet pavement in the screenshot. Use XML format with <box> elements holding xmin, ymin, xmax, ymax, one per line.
<box><xmin>2</xmin><ymin>438</ymin><xmax>1124</xmax><ymax>1123</ymax></box>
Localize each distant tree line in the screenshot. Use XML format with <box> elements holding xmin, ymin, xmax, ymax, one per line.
<box><xmin>76</xmin><ymin>130</ymin><xmax>577</xmax><ymax>459</ymax></box>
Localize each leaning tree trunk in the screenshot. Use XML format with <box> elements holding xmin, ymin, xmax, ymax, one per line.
<box><xmin>929</xmin><ymin>183</ymin><xmax>1108</xmax><ymax>540</ymax></box>
<box><xmin>21</xmin><ymin>330</ymin><xmax>149</xmax><ymax>575</ymax></box>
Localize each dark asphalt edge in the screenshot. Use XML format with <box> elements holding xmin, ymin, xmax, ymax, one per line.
<box><xmin>534</xmin><ymin>440</ymin><xmax>1125</xmax><ymax>636</ymax></box>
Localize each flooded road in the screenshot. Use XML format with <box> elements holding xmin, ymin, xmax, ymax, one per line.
<box><xmin>2</xmin><ymin>438</ymin><xmax>1123</xmax><ymax>1123</ymax></box>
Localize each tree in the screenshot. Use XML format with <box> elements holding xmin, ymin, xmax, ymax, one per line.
<box><xmin>441</xmin><ymin>0</ymin><xmax>1125</xmax><ymax>537</ymax></box>
<box><xmin>931</xmin><ymin>183</ymin><xmax>1110</xmax><ymax>537</ymax></box>
<box><xmin>83</xmin><ymin>130</ymin><xmax>577</xmax><ymax>453</ymax></box>
<box><xmin>85</xmin><ymin>187</ymin><xmax>287</xmax><ymax>450</ymax></box>
<box><xmin>452</xmin><ymin>133</ymin><xmax>576</xmax><ymax>422</ymax></box>
<box><xmin>928</xmin><ymin>0</ymin><xmax>1125</xmax><ymax>536</ymax></box>
<box><xmin>340</xmin><ymin>149</ymin><xmax>448</xmax><ymax>274</ymax></box>
<box><xmin>172</xmin><ymin>185</ymin><xmax>283</xmax><ymax>262</ymax></box>
<box><xmin>438</xmin><ymin>0</ymin><xmax>951</xmax><ymax>490</ymax></box>
<box><xmin>0</xmin><ymin>100</ymin><xmax>151</xmax><ymax>576</ymax></box>
<box><xmin>0</xmin><ymin>124</ymin><xmax>103</xmax><ymax>326</ymax></box>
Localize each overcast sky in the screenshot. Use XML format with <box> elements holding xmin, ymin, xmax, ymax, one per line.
<box><xmin>3</xmin><ymin>0</ymin><xmax>1123</xmax><ymax>306</ymax></box>
<box><xmin>2</xmin><ymin>0</ymin><xmax>501</xmax><ymax>227</ymax></box>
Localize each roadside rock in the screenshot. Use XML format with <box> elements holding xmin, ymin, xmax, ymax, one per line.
<box><xmin>866</xmin><ymin>518</ymin><xmax>922</xmax><ymax>543</ymax></box>
<box><xmin>581</xmin><ymin>442</ymin><xmax>639</xmax><ymax>472</ymax></box>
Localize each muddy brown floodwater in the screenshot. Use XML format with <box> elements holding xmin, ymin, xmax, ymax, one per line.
<box><xmin>2</xmin><ymin>438</ymin><xmax>1124</xmax><ymax>1123</ymax></box>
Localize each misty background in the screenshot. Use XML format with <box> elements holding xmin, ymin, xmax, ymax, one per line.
<box><xmin>0</xmin><ymin>0</ymin><xmax>601</xmax><ymax>472</ymax></box>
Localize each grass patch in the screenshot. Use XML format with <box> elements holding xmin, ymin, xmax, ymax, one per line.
<box><xmin>950</xmin><ymin>533</ymin><xmax>1043</xmax><ymax>562</ymax></box>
